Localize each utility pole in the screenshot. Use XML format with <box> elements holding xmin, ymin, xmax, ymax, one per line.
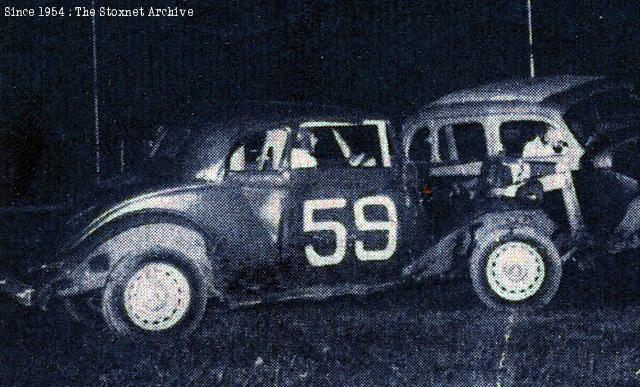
<box><xmin>527</xmin><ymin>0</ymin><xmax>535</xmax><ymax>78</ymax></box>
<box><xmin>91</xmin><ymin>0</ymin><xmax>101</xmax><ymax>181</ymax></box>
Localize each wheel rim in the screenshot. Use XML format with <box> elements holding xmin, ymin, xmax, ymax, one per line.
<box><xmin>123</xmin><ymin>262</ymin><xmax>191</xmax><ymax>331</ymax></box>
<box><xmin>485</xmin><ymin>241</ymin><xmax>546</xmax><ymax>302</ymax></box>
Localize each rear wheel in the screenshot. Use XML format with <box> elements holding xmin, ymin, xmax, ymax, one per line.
<box><xmin>469</xmin><ymin>227</ymin><xmax>562</xmax><ymax>310</ymax></box>
<box><xmin>101</xmin><ymin>251</ymin><xmax>207</xmax><ymax>341</ymax></box>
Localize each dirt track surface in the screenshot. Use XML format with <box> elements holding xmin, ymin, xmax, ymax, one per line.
<box><xmin>1</xmin><ymin>264</ymin><xmax>639</xmax><ymax>386</ymax></box>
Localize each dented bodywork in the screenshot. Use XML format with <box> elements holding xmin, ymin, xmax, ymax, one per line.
<box><xmin>2</xmin><ymin>77</ymin><xmax>638</xmax><ymax>312</ymax></box>
<box><xmin>403</xmin><ymin>75</ymin><xmax>640</xmax><ymax>261</ymax></box>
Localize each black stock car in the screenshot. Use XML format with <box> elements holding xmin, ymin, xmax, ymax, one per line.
<box><xmin>1</xmin><ymin>78</ymin><xmax>638</xmax><ymax>340</ymax></box>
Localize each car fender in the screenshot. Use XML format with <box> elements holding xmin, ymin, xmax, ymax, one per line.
<box><xmin>71</xmin><ymin>185</ymin><xmax>207</xmax><ymax>250</ymax></box>
<box><xmin>471</xmin><ymin>209</ymin><xmax>557</xmax><ymax>241</ymax></box>
<box><xmin>49</xmin><ymin>210</ymin><xmax>223</xmax><ymax>300</ymax></box>
<box><xmin>48</xmin><ymin>182</ymin><xmax>281</xmax><ymax>301</ymax></box>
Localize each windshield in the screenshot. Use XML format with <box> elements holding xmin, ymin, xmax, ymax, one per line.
<box><xmin>139</xmin><ymin>126</ymin><xmax>193</xmax><ymax>179</ymax></box>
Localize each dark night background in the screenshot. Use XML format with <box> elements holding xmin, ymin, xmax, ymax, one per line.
<box><xmin>1</xmin><ymin>0</ymin><xmax>639</xmax><ymax>206</ymax></box>
<box><xmin>0</xmin><ymin>1</ymin><xmax>639</xmax><ymax>385</ymax></box>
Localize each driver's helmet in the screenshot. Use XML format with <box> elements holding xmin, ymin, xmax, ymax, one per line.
<box><xmin>296</xmin><ymin>129</ymin><xmax>318</xmax><ymax>152</ymax></box>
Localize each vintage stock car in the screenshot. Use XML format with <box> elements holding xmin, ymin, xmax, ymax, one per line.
<box><xmin>404</xmin><ymin>75</ymin><xmax>639</xmax><ymax>306</ymax></box>
<box><xmin>1</xmin><ymin>76</ymin><xmax>638</xmax><ymax>340</ymax></box>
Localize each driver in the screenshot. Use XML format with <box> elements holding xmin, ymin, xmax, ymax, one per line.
<box><xmin>522</xmin><ymin>124</ymin><xmax>568</xmax><ymax>159</ymax></box>
<box><xmin>291</xmin><ymin>127</ymin><xmax>378</xmax><ymax>168</ymax></box>
<box><xmin>291</xmin><ymin>129</ymin><xmax>319</xmax><ymax>168</ymax></box>
<box><xmin>331</xmin><ymin>129</ymin><xmax>377</xmax><ymax>167</ymax></box>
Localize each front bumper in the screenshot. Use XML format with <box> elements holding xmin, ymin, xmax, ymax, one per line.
<box><xmin>0</xmin><ymin>262</ymin><xmax>60</xmax><ymax>309</ymax></box>
<box><xmin>0</xmin><ymin>272</ymin><xmax>36</xmax><ymax>307</ymax></box>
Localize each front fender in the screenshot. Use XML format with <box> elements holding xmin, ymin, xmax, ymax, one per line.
<box><xmin>471</xmin><ymin>209</ymin><xmax>557</xmax><ymax>239</ymax></box>
<box><xmin>50</xmin><ymin>213</ymin><xmax>221</xmax><ymax>300</ymax></box>
<box><xmin>70</xmin><ymin>185</ymin><xmax>208</xmax><ymax>251</ymax></box>
<box><xmin>49</xmin><ymin>182</ymin><xmax>282</xmax><ymax>301</ymax></box>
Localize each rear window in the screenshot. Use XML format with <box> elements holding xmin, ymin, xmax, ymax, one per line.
<box><xmin>437</xmin><ymin>123</ymin><xmax>486</xmax><ymax>162</ymax></box>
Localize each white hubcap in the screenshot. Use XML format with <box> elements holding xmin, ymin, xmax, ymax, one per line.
<box><xmin>124</xmin><ymin>262</ymin><xmax>191</xmax><ymax>331</ymax></box>
<box><xmin>486</xmin><ymin>241</ymin><xmax>545</xmax><ymax>302</ymax></box>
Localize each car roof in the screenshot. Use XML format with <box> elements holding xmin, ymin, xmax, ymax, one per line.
<box><xmin>198</xmin><ymin>101</ymin><xmax>383</xmax><ymax>133</ymax></box>
<box><xmin>404</xmin><ymin>75</ymin><xmax>634</xmax><ymax>128</ymax></box>
<box><xmin>423</xmin><ymin>75</ymin><xmax>634</xmax><ymax>118</ymax></box>
<box><xmin>401</xmin><ymin>74</ymin><xmax>635</xmax><ymax>154</ymax></box>
<box><xmin>431</xmin><ymin>75</ymin><xmax>602</xmax><ymax>106</ymax></box>
<box><xmin>174</xmin><ymin>101</ymin><xmax>389</xmax><ymax>175</ymax></box>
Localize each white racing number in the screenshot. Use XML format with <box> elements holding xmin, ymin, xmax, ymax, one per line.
<box><xmin>303</xmin><ymin>195</ymin><xmax>398</xmax><ymax>266</ymax></box>
<box><xmin>354</xmin><ymin>196</ymin><xmax>398</xmax><ymax>261</ymax></box>
<box><xmin>303</xmin><ymin>199</ymin><xmax>348</xmax><ymax>266</ymax></box>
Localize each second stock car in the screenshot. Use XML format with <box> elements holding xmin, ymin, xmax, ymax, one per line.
<box><xmin>1</xmin><ymin>77</ymin><xmax>637</xmax><ymax>340</ymax></box>
<box><xmin>404</xmin><ymin>75</ymin><xmax>640</xmax><ymax>308</ymax></box>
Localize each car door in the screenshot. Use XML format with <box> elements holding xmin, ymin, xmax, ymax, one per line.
<box><xmin>222</xmin><ymin>127</ymin><xmax>292</xmax><ymax>292</ymax></box>
<box><xmin>283</xmin><ymin>120</ymin><xmax>409</xmax><ymax>290</ymax></box>
<box><xmin>428</xmin><ymin>122</ymin><xmax>487</xmax><ymax>236</ymax></box>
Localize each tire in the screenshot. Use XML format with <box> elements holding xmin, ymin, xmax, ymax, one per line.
<box><xmin>101</xmin><ymin>248</ymin><xmax>208</xmax><ymax>342</ymax></box>
<box><xmin>469</xmin><ymin>226</ymin><xmax>562</xmax><ymax>311</ymax></box>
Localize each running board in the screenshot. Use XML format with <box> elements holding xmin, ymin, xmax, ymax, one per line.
<box><xmin>229</xmin><ymin>281</ymin><xmax>400</xmax><ymax>308</ymax></box>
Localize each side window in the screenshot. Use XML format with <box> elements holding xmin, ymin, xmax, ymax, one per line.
<box><xmin>408</xmin><ymin>126</ymin><xmax>432</xmax><ymax>162</ymax></box>
<box><xmin>499</xmin><ymin>121</ymin><xmax>546</xmax><ymax>157</ymax></box>
<box><xmin>292</xmin><ymin>124</ymin><xmax>389</xmax><ymax>169</ymax></box>
<box><xmin>228</xmin><ymin>128</ymin><xmax>289</xmax><ymax>172</ymax></box>
<box><xmin>437</xmin><ymin>123</ymin><xmax>486</xmax><ymax>163</ymax></box>
<box><xmin>499</xmin><ymin>120</ymin><xmax>568</xmax><ymax>158</ymax></box>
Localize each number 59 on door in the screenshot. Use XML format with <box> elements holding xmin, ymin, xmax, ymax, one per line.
<box><xmin>303</xmin><ymin>195</ymin><xmax>398</xmax><ymax>266</ymax></box>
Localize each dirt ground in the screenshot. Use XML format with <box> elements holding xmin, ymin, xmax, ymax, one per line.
<box><xmin>0</xmin><ymin>258</ymin><xmax>638</xmax><ymax>386</ymax></box>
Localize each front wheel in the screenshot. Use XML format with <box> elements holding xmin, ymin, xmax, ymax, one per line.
<box><xmin>101</xmin><ymin>250</ymin><xmax>208</xmax><ymax>341</ymax></box>
<box><xmin>469</xmin><ymin>227</ymin><xmax>562</xmax><ymax>311</ymax></box>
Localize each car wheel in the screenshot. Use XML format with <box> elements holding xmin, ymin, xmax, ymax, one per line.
<box><xmin>101</xmin><ymin>250</ymin><xmax>207</xmax><ymax>341</ymax></box>
<box><xmin>469</xmin><ymin>226</ymin><xmax>562</xmax><ymax>311</ymax></box>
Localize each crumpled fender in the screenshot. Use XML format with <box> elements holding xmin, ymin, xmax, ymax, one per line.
<box><xmin>47</xmin><ymin>185</ymin><xmax>225</xmax><ymax>301</ymax></box>
<box><xmin>471</xmin><ymin>209</ymin><xmax>557</xmax><ymax>240</ymax></box>
<box><xmin>403</xmin><ymin>210</ymin><xmax>557</xmax><ymax>280</ymax></box>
